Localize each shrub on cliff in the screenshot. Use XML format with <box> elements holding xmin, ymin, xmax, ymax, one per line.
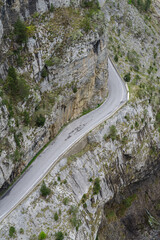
<box><xmin>4</xmin><ymin>67</ymin><xmax>30</xmax><ymax>101</ymax></box>
<box><xmin>93</xmin><ymin>178</ymin><xmax>100</xmax><ymax>195</ymax></box>
<box><xmin>38</xmin><ymin>231</ymin><xmax>47</xmax><ymax>240</ymax></box>
<box><xmin>14</xmin><ymin>18</ymin><xmax>28</xmax><ymax>44</ymax></box>
<box><xmin>9</xmin><ymin>226</ymin><xmax>16</xmax><ymax>238</ymax></box>
<box><xmin>124</xmin><ymin>73</ymin><xmax>131</xmax><ymax>82</ymax></box>
<box><xmin>114</xmin><ymin>54</ymin><xmax>118</xmax><ymax>62</ymax></box>
<box><xmin>156</xmin><ymin>111</ymin><xmax>160</xmax><ymax>124</ymax></box>
<box><xmin>40</xmin><ymin>181</ymin><xmax>51</xmax><ymax>197</ymax></box>
<box><xmin>55</xmin><ymin>231</ymin><xmax>64</xmax><ymax>240</ymax></box>
<box><xmin>130</xmin><ymin>0</ymin><xmax>151</xmax><ymax>12</ymax></box>
<box><xmin>54</xmin><ymin>212</ymin><xmax>59</xmax><ymax>221</ymax></box>
<box><xmin>108</xmin><ymin>125</ymin><xmax>117</xmax><ymax>141</ymax></box>
<box><xmin>81</xmin><ymin>0</ymin><xmax>100</xmax><ymax>10</ymax></box>
<box><xmin>36</xmin><ymin>114</ymin><xmax>46</xmax><ymax>127</ymax></box>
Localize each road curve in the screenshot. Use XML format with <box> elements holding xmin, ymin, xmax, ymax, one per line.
<box><xmin>0</xmin><ymin>58</ymin><xmax>128</xmax><ymax>223</ymax></box>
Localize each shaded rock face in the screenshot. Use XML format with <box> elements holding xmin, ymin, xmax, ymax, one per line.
<box><xmin>98</xmin><ymin>168</ymin><xmax>160</xmax><ymax>240</ymax></box>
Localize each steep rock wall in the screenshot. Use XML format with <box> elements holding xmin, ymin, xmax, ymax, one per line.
<box><xmin>0</xmin><ymin>102</ymin><xmax>159</xmax><ymax>240</ymax></box>
<box><xmin>0</xmin><ymin>0</ymin><xmax>76</xmax><ymax>37</ymax></box>
<box><xmin>0</xmin><ymin>0</ymin><xmax>108</xmax><ymax>191</ymax></box>
<box><xmin>0</xmin><ymin>35</ymin><xmax>108</xmax><ymax>190</ymax></box>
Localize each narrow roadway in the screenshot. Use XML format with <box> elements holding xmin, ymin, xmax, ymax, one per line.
<box><xmin>0</xmin><ymin>58</ymin><xmax>128</xmax><ymax>222</ymax></box>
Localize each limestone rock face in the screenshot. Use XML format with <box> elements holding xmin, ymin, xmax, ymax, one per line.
<box><xmin>0</xmin><ymin>0</ymin><xmax>77</xmax><ymax>37</ymax></box>
<box><xmin>0</xmin><ymin>0</ymin><xmax>108</xmax><ymax>191</ymax></box>
<box><xmin>0</xmin><ymin>102</ymin><xmax>159</xmax><ymax>240</ymax></box>
<box><xmin>0</xmin><ymin>31</ymin><xmax>108</xmax><ymax>189</ymax></box>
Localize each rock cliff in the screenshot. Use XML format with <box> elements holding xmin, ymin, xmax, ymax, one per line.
<box><xmin>0</xmin><ymin>0</ymin><xmax>159</xmax><ymax>239</ymax></box>
<box><xmin>0</xmin><ymin>100</ymin><xmax>159</xmax><ymax>240</ymax></box>
<box><xmin>0</xmin><ymin>2</ymin><xmax>108</xmax><ymax>190</ymax></box>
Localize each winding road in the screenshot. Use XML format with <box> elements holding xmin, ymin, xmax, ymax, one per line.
<box><xmin>0</xmin><ymin>58</ymin><xmax>129</xmax><ymax>223</ymax></box>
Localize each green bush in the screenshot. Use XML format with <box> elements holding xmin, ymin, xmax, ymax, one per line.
<box><xmin>52</xmin><ymin>56</ymin><xmax>61</xmax><ymax>65</ymax></box>
<box><xmin>131</xmin><ymin>0</ymin><xmax>151</xmax><ymax>12</ymax></box>
<box><xmin>4</xmin><ymin>67</ymin><xmax>30</xmax><ymax>101</ymax></box>
<box><xmin>156</xmin><ymin>111</ymin><xmax>160</xmax><ymax>124</ymax></box>
<box><xmin>13</xmin><ymin>149</ymin><xmax>21</xmax><ymax>162</ymax></box>
<box><xmin>41</xmin><ymin>67</ymin><xmax>48</xmax><ymax>78</ymax></box>
<box><xmin>121</xmin><ymin>136</ymin><xmax>128</xmax><ymax>144</ymax></box>
<box><xmin>54</xmin><ymin>212</ymin><xmax>59</xmax><ymax>221</ymax></box>
<box><xmin>72</xmin><ymin>85</ymin><xmax>77</xmax><ymax>93</ymax></box>
<box><xmin>135</xmin><ymin>121</ymin><xmax>139</xmax><ymax>128</ymax></box>
<box><xmin>23</xmin><ymin>111</ymin><xmax>30</xmax><ymax>125</ymax></box>
<box><xmin>55</xmin><ymin>231</ymin><xmax>64</xmax><ymax>240</ymax></box>
<box><xmin>103</xmin><ymin>133</ymin><xmax>107</xmax><ymax>141</ymax></box>
<box><xmin>50</xmin><ymin>3</ymin><xmax>55</xmax><ymax>12</ymax></box>
<box><xmin>127</xmin><ymin>50</ymin><xmax>139</xmax><ymax>65</ymax></box>
<box><xmin>36</xmin><ymin>114</ymin><xmax>46</xmax><ymax>127</ymax></box>
<box><xmin>9</xmin><ymin>226</ymin><xmax>16</xmax><ymax>237</ymax></box>
<box><xmin>80</xmin><ymin>17</ymin><xmax>92</xmax><ymax>33</ymax></box>
<box><xmin>45</xmin><ymin>59</ymin><xmax>53</xmax><ymax>67</ymax></box>
<box><xmin>124</xmin><ymin>73</ymin><xmax>131</xmax><ymax>82</ymax></box>
<box><xmin>114</xmin><ymin>54</ymin><xmax>118</xmax><ymax>62</ymax></box>
<box><xmin>38</xmin><ymin>231</ymin><xmax>47</xmax><ymax>240</ymax></box>
<box><xmin>93</xmin><ymin>178</ymin><xmax>100</xmax><ymax>195</ymax></box>
<box><xmin>63</xmin><ymin>179</ymin><xmax>67</xmax><ymax>184</ymax></box>
<box><xmin>69</xmin><ymin>205</ymin><xmax>81</xmax><ymax>230</ymax></box>
<box><xmin>19</xmin><ymin>228</ymin><xmax>24</xmax><ymax>234</ymax></box>
<box><xmin>17</xmin><ymin>54</ymin><xmax>24</xmax><ymax>67</ymax></box>
<box><xmin>14</xmin><ymin>132</ymin><xmax>21</xmax><ymax>148</ymax></box>
<box><xmin>109</xmin><ymin>125</ymin><xmax>117</xmax><ymax>141</ymax></box>
<box><xmin>83</xmin><ymin>203</ymin><xmax>87</xmax><ymax>208</ymax></box>
<box><xmin>69</xmin><ymin>205</ymin><xmax>78</xmax><ymax>215</ymax></box>
<box><xmin>40</xmin><ymin>181</ymin><xmax>51</xmax><ymax>198</ymax></box>
<box><xmin>14</xmin><ymin>18</ymin><xmax>28</xmax><ymax>44</ymax></box>
<box><xmin>63</xmin><ymin>197</ymin><xmax>69</xmax><ymax>205</ymax></box>
<box><xmin>81</xmin><ymin>0</ymin><xmax>100</xmax><ymax>10</ymax></box>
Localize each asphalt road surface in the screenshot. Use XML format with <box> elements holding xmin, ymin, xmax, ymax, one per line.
<box><xmin>0</xmin><ymin>58</ymin><xmax>128</xmax><ymax>223</ymax></box>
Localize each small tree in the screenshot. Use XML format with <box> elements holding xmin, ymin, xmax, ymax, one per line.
<box><xmin>36</xmin><ymin>114</ymin><xmax>46</xmax><ymax>127</ymax></box>
<box><xmin>14</xmin><ymin>18</ymin><xmax>28</xmax><ymax>44</ymax></box>
<box><xmin>38</xmin><ymin>231</ymin><xmax>47</xmax><ymax>240</ymax></box>
<box><xmin>55</xmin><ymin>231</ymin><xmax>64</xmax><ymax>240</ymax></box>
<box><xmin>109</xmin><ymin>125</ymin><xmax>117</xmax><ymax>141</ymax></box>
<box><xmin>23</xmin><ymin>111</ymin><xmax>30</xmax><ymax>125</ymax></box>
<box><xmin>124</xmin><ymin>73</ymin><xmax>131</xmax><ymax>82</ymax></box>
<box><xmin>114</xmin><ymin>54</ymin><xmax>118</xmax><ymax>62</ymax></box>
<box><xmin>9</xmin><ymin>226</ymin><xmax>16</xmax><ymax>237</ymax></box>
<box><xmin>19</xmin><ymin>228</ymin><xmax>24</xmax><ymax>234</ymax></box>
<box><xmin>4</xmin><ymin>67</ymin><xmax>30</xmax><ymax>101</ymax></box>
<box><xmin>54</xmin><ymin>212</ymin><xmax>59</xmax><ymax>221</ymax></box>
<box><xmin>50</xmin><ymin>3</ymin><xmax>54</xmax><ymax>12</ymax></box>
<box><xmin>63</xmin><ymin>197</ymin><xmax>69</xmax><ymax>205</ymax></box>
<box><xmin>93</xmin><ymin>178</ymin><xmax>100</xmax><ymax>195</ymax></box>
<box><xmin>40</xmin><ymin>181</ymin><xmax>51</xmax><ymax>198</ymax></box>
